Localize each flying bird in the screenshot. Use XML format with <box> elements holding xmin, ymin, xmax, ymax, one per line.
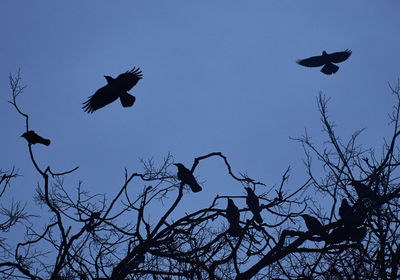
<box><xmin>83</xmin><ymin>67</ymin><xmax>142</xmax><ymax>113</ymax></box>
<box><xmin>226</xmin><ymin>198</ymin><xmax>242</xmax><ymax>237</ymax></box>
<box><xmin>173</xmin><ymin>163</ymin><xmax>202</xmax><ymax>192</ymax></box>
<box><xmin>245</xmin><ymin>187</ymin><xmax>263</xmax><ymax>224</ymax></box>
<box><xmin>21</xmin><ymin>130</ymin><xmax>50</xmax><ymax>146</ymax></box>
<box><xmin>296</xmin><ymin>49</ymin><xmax>352</xmax><ymax>75</ymax></box>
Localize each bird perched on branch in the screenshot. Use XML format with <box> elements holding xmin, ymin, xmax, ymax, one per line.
<box><xmin>339</xmin><ymin>198</ymin><xmax>352</xmax><ymax>219</ymax></box>
<box><xmin>83</xmin><ymin>67</ymin><xmax>142</xmax><ymax>113</ymax></box>
<box><xmin>349</xmin><ymin>226</ymin><xmax>367</xmax><ymax>242</ymax></box>
<box><xmin>301</xmin><ymin>214</ymin><xmax>327</xmax><ymax>237</ymax></box>
<box><xmin>296</xmin><ymin>49</ymin><xmax>351</xmax><ymax>75</ymax></box>
<box><xmin>173</xmin><ymin>163</ymin><xmax>202</xmax><ymax>192</ymax></box>
<box><xmin>21</xmin><ymin>130</ymin><xmax>50</xmax><ymax>146</ymax></box>
<box><xmin>350</xmin><ymin>180</ymin><xmax>380</xmax><ymax>202</ymax></box>
<box><xmin>226</xmin><ymin>198</ymin><xmax>242</xmax><ymax>237</ymax></box>
<box><xmin>245</xmin><ymin>187</ymin><xmax>263</xmax><ymax>224</ymax></box>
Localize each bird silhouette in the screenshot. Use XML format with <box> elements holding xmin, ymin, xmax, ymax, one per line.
<box><xmin>245</xmin><ymin>187</ymin><xmax>263</xmax><ymax>224</ymax></box>
<box><xmin>226</xmin><ymin>198</ymin><xmax>242</xmax><ymax>237</ymax></box>
<box><xmin>21</xmin><ymin>130</ymin><xmax>50</xmax><ymax>146</ymax></box>
<box><xmin>339</xmin><ymin>199</ymin><xmax>352</xmax><ymax>219</ymax></box>
<box><xmin>350</xmin><ymin>181</ymin><xmax>380</xmax><ymax>202</ymax></box>
<box><xmin>325</xmin><ymin>226</ymin><xmax>348</xmax><ymax>244</ymax></box>
<box><xmin>297</xmin><ymin>49</ymin><xmax>351</xmax><ymax>75</ymax></box>
<box><xmin>173</xmin><ymin>163</ymin><xmax>202</xmax><ymax>192</ymax></box>
<box><xmin>301</xmin><ymin>214</ymin><xmax>326</xmax><ymax>237</ymax></box>
<box><xmin>348</xmin><ymin>226</ymin><xmax>367</xmax><ymax>242</ymax></box>
<box><xmin>83</xmin><ymin>67</ymin><xmax>142</xmax><ymax>113</ymax></box>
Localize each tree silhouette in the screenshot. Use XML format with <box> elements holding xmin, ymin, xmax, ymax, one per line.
<box><xmin>3</xmin><ymin>71</ymin><xmax>400</xmax><ymax>279</ymax></box>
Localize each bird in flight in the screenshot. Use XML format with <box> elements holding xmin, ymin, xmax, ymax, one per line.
<box><xmin>296</xmin><ymin>49</ymin><xmax>352</xmax><ymax>75</ymax></box>
<box><xmin>83</xmin><ymin>67</ymin><xmax>143</xmax><ymax>113</ymax></box>
<box><xmin>173</xmin><ymin>163</ymin><xmax>202</xmax><ymax>192</ymax></box>
<box><xmin>245</xmin><ymin>187</ymin><xmax>263</xmax><ymax>224</ymax></box>
<box><xmin>21</xmin><ymin>130</ymin><xmax>50</xmax><ymax>146</ymax></box>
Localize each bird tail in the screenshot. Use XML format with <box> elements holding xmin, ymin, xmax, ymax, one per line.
<box><xmin>41</xmin><ymin>138</ymin><xmax>51</xmax><ymax>146</ymax></box>
<box><xmin>120</xmin><ymin>92</ymin><xmax>136</xmax><ymax>107</ymax></box>
<box><xmin>190</xmin><ymin>183</ymin><xmax>202</xmax><ymax>193</ymax></box>
<box><xmin>321</xmin><ymin>63</ymin><xmax>339</xmax><ymax>75</ymax></box>
<box><xmin>228</xmin><ymin>224</ymin><xmax>242</xmax><ymax>237</ymax></box>
<box><xmin>254</xmin><ymin>212</ymin><xmax>263</xmax><ymax>224</ymax></box>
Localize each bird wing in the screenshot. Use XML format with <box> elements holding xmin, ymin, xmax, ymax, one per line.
<box><xmin>82</xmin><ymin>86</ymin><xmax>119</xmax><ymax>113</ymax></box>
<box><xmin>115</xmin><ymin>67</ymin><xmax>143</xmax><ymax>91</ymax></box>
<box><xmin>296</xmin><ymin>55</ymin><xmax>325</xmax><ymax>67</ymax></box>
<box><xmin>329</xmin><ymin>49</ymin><xmax>352</xmax><ymax>63</ymax></box>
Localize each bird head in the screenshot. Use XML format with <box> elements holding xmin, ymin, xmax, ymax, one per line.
<box><xmin>21</xmin><ymin>132</ymin><xmax>27</xmax><ymax>138</ymax></box>
<box><xmin>104</xmin><ymin>75</ymin><xmax>114</xmax><ymax>84</ymax></box>
<box><xmin>322</xmin><ymin>51</ymin><xmax>328</xmax><ymax>56</ymax></box>
<box><xmin>245</xmin><ymin>187</ymin><xmax>252</xmax><ymax>194</ymax></box>
<box><xmin>173</xmin><ymin>163</ymin><xmax>184</xmax><ymax>169</ymax></box>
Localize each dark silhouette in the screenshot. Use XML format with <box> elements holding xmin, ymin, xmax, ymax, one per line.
<box><xmin>21</xmin><ymin>130</ymin><xmax>50</xmax><ymax>146</ymax></box>
<box><xmin>339</xmin><ymin>198</ymin><xmax>352</xmax><ymax>219</ymax></box>
<box><xmin>245</xmin><ymin>187</ymin><xmax>263</xmax><ymax>224</ymax></box>
<box><xmin>82</xmin><ymin>67</ymin><xmax>142</xmax><ymax>113</ymax></box>
<box><xmin>301</xmin><ymin>214</ymin><xmax>326</xmax><ymax>236</ymax></box>
<box><xmin>296</xmin><ymin>49</ymin><xmax>352</xmax><ymax>75</ymax></box>
<box><xmin>350</xmin><ymin>181</ymin><xmax>380</xmax><ymax>201</ymax></box>
<box><xmin>325</xmin><ymin>226</ymin><xmax>348</xmax><ymax>244</ymax></box>
<box><xmin>348</xmin><ymin>226</ymin><xmax>367</xmax><ymax>242</ymax></box>
<box><xmin>173</xmin><ymin>163</ymin><xmax>202</xmax><ymax>192</ymax></box>
<box><xmin>226</xmin><ymin>198</ymin><xmax>241</xmax><ymax>237</ymax></box>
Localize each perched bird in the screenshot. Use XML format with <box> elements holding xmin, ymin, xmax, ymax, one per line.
<box><xmin>301</xmin><ymin>214</ymin><xmax>326</xmax><ymax>236</ymax></box>
<box><xmin>83</xmin><ymin>67</ymin><xmax>142</xmax><ymax>113</ymax></box>
<box><xmin>173</xmin><ymin>163</ymin><xmax>202</xmax><ymax>192</ymax></box>
<box><xmin>296</xmin><ymin>49</ymin><xmax>352</xmax><ymax>75</ymax></box>
<box><xmin>245</xmin><ymin>187</ymin><xmax>263</xmax><ymax>224</ymax></box>
<box><xmin>339</xmin><ymin>199</ymin><xmax>352</xmax><ymax>219</ymax></box>
<box><xmin>226</xmin><ymin>198</ymin><xmax>242</xmax><ymax>237</ymax></box>
<box><xmin>21</xmin><ymin>130</ymin><xmax>50</xmax><ymax>146</ymax></box>
<box><xmin>325</xmin><ymin>226</ymin><xmax>348</xmax><ymax>244</ymax></box>
<box><xmin>349</xmin><ymin>226</ymin><xmax>367</xmax><ymax>242</ymax></box>
<box><xmin>350</xmin><ymin>181</ymin><xmax>380</xmax><ymax>202</ymax></box>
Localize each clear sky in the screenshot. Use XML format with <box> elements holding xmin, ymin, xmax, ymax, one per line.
<box><xmin>1</xmin><ymin>1</ymin><xmax>400</xmax><ymax>238</ymax></box>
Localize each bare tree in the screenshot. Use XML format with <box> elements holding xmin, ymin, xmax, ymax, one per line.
<box><xmin>2</xmin><ymin>71</ymin><xmax>400</xmax><ymax>280</ymax></box>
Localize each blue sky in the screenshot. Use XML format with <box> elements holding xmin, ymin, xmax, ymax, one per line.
<box><xmin>1</xmin><ymin>1</ymin><xmax>400</xmax><ymax>234</ymax></box>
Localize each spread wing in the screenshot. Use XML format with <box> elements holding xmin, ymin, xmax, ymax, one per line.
<box><xmin>329</xmin><ymin>49</ymin><xmax>352</xmax><ymax>63</ymax></box>
<box><xmin>82</xmin><ymin>85</ymin><xmax>119</xmax><ymax>113</ymax></box>
<box><xmin>296</xmin><ymin>55</ymin><xmax>325</xmax><ymax>67</ymax></box>
<box><xmin>115</xmin><ymin>67</ymin><xmax>143</xmax><ymax>92</ymax></box>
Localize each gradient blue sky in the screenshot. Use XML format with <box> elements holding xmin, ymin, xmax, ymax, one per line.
<box><xmin>1</xmin><ymin>1</ymin><xmax>400</xmax><ymax>231</ymax></box>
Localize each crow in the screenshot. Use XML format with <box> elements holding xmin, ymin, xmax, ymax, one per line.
<box><xmin>245</xmin><ymin>187</ymin><xmax>263</xmax><ymax>224</ymax></box>
<box><xmin>297</xmin><ymin>49</ymin><xmax>351</xmax><ymax>75</ymax></box>
<box><xmin>226</xmin><ymin>198</ymin><xmax>242</xmax><ymax>237</ymax></box>
<box><xmin>350</xmin><ymin>181</ymin><xmax>380</xmax><ymax>202</ymax></box>
<box><xmin>21</xmin><ymin>130</ymin><xmax>50</xmax><ymax>146</ymax></box>
<box><xmin>339</xmin><ymin>199</ymin><xmax>352</xmax><ymax>219</ymax></box>
<box><xmin>348</xmin><ymin>226</ymin><xmax>367</xmax><ymax>242</ymax></box>
<box><xmin>325</xmin><ymin>226</ymin><xmax>348</xmax><ymax>244</ymax></box>
<box><xmin>301</xmin><ymin>214</ymin><xmax>327</xmax><ymax>237</ymax></box>
<box><xmin>83</xmin><ymin>67</ymin><xmax>142</xmax><ymax>113</ymax></box>
<box><xmin>173</xmin><ymin>163</ymin><xmax>202</xmax><ymax>192</ymax></box>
